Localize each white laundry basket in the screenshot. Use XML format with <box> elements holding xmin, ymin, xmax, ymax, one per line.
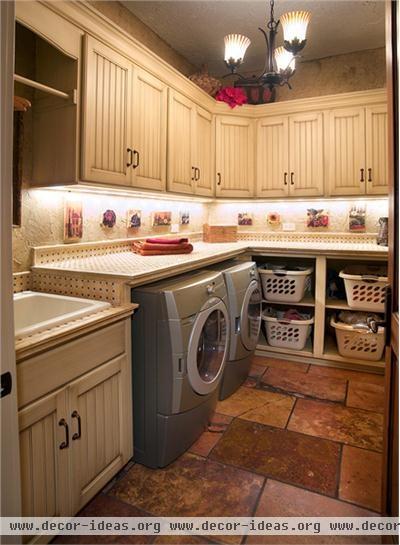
<box><xmin>339</xmin><ymin>265</ymin><xmax>388</xmax><ymax>312</ymax></box>
<box><xmin>258</xmin><ymin>264</ymin><xmax>313</xmax><ymax>303</ymax></box>
<box><xmin>262</xmin><ymin>311</ymin><xmax>314</xmax><ymax>351</ymax></box>
<box><xmin>330</xmin><ymin>316</ymin><xmax>385</xmax><ymax>362</ymax></box>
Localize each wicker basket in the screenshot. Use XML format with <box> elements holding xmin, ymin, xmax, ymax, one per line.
<box><xmin>339</xmin><ymin>265</ymin><xmax>388</xmax><ymax>312</ymax></box>
<box><xmin>262</xmin><ymin>311</ymin><xmax>314</xmax><ymax>351</ymax></box>
<box><xmin>258</xmin><ymin>264</ymin><xmax>313</xmax><ymax>303</ymax></box>
<box><xmin>330</xmin><ymin>316</ymin><xmax>385</xmax><ymax>362</ymax></box>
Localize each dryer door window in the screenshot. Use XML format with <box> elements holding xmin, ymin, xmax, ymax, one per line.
<box><xmin>187</xmin><ymin>301</ymin><xmax>228</xmax><ymax>396</ymax></box>
<box><xmin>241</xmin><ymin>280</ymin><xmax>262</xmax><ymax>352</ymax></box>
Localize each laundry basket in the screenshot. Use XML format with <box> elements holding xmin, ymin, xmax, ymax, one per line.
<box><xmin>330</xmin><ymin>316</ymin><xmax>385</xmax><ymax>362</ymax></box>
<box><xmin>262</xmin><ymin>311</ymin><xmax>314</xmax><ymax>351</ymax></box>
<box><xmin>258</xmin><ymin>264</ymin><xmax>313</xmax><ymax>303</ymax></box>
<box><xmin>339</xmin><ymin>265</ymin><xmax>388</xmax><ymax>312</ymax></box>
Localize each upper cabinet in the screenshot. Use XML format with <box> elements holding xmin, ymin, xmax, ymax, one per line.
<box><xmin>257</xmin><ymin>112</ymin><xmax>324</xmax><ymax>198</ymax></box>
<box><xmin>82</xmin><ymin>36</ymin><xmax>133</xmax><ymax>186</ymax></box>
<box><xmin>327</xmin><ymin>104</ymin><xmax>388</xmax><ymax>196</ymax></box>
<box><xmin>167</xmin><ymin>90</ymin><xmax>214</xmax><ymax>196</ymax></box>
<box><xmin>216</xmin><ymin>116</ymin><xmax>254</xmax><ymax>198</ymax></box>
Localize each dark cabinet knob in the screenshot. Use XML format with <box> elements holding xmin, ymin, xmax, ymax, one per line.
<box><xmin>217</xmin><ymin>172</ymin><xmax>222</xmax><ymax>186</ymax></box>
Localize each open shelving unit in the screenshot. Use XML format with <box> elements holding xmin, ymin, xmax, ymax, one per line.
<box><xmin>252</xmin><ymin>252</ymin><xmax>387</xmax><ymax>372</ymax></box>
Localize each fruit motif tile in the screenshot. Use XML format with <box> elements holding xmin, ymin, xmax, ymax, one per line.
<box><xmin>108</xmin><ymin>452</ymin><xmax>264</xmax><ymax>518</ymax></box>
<box><xmin>262</xmin><ymin>367</ymin><xmax>347</xmax><ymax>402</ymax></box>
<box><xmin>346</xmin><ymin>382</ymin><xmax>385</xmax><ymax>413</ymax></box>
<box><xmin>339</xmin><ymin>445</ymin><xmax>383</xmax><ymax>512</ymax></box>
<box><xmin>210</xmin><ymin>419</ymin><xmax>340</xmax><ymax>496</ymax></box>
<box><xmin>246</xmin><ymin>480</ymin><xmax>378</xmax><ymax>544</ymax></box>
<box><xmin>288</xmin><ymin>399</ymin><xmax>384</xmax><ymax>452</ymax></box>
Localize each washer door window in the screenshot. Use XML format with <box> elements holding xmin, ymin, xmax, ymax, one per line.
<box><xmin>241</xmin><ymin>280</ymin><xmax>262</xmax><ymax>351</ymax></box>
<box><xmin>187</xmin><ymin>300</ymin><xmax>228</xmax><ymax>395</ymax></box>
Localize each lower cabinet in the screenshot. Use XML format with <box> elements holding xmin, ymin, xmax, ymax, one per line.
<box><xmin>18</xmin><ymin>320</ymin><xmax>133</xmax><ymax>522</ymax></box>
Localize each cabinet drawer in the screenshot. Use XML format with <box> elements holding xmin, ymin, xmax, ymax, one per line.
<box><xmin>17</xmin><ymin>321</ymin><xmax>126</xmax><ymax>408</ymax></box>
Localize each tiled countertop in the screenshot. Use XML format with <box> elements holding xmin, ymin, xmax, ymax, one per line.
<box><xmin>32</xmin><ymin>240</ymin><xmax>388</xmax><ymax>286</ymax></box>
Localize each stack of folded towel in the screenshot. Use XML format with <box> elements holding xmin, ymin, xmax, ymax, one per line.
<box><xmin>133</xmin><ymin>237</ymin><xmax>193</xmax><ymax>256</ymax></box>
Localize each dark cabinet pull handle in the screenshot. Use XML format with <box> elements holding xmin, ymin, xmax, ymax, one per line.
<box><xmin>360</xmin><ymin>168</ymin><xmax>365</xmax><ymax>182</ymax></box>
<box><xmin>59</xmin><ymin>419</ymin><xmax>69</xmax><ymax>450</ymax></box>
<box><xmin>284</xmin><ymin>172</ymin><xmax>288</xmax><ymax>185</ymax></box>
<box><xmin>126</xmin><ymin>148</ymin><xmax>133</xmax><ymax>168</ymax></box>
<box><xmin>133</xmin><ymin>150</ymin><xmax>140</xmax><ymax>169</ymax></box>
<box><xmin>196</xmin><ymin>167</ymin><xmax>200</xmax><ymax>181</ymax></box>
<box><xmin>290</xmin><ymin>172</ymin><xmax>294</xmax><ymax>185</ymax></box>
<box><xmin>191</xmin><ymin>166</ymin><xmax>196</xmax><ymax>181</ymax></box>
<box><xmin>217</xmin><ymin>172</ymin><xmax>222</xmax><ymax>186</ymax></box>
<box><xmin>368</xmin><ymin>168</ymin><xmax>372</xmax><ymax>182</ymax></box>
<box><xmin>71</xmin><ymin>410</ymin><xmax>82</xmax><ymax>441</ymax></box>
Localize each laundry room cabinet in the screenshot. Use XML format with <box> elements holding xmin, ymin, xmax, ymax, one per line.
<box><xmin>17</xmin><ymin>318</ymin><xmax>133</xmax><ymax>521</ymax></box>
<box><xmin>167</xmin><ymin>89</ymin><xmax>214</xmax><ymax>196</ymax></box>
<box><xmin>326</xmin><ymin>104</ymin><xmax>388</xmax><ymax>196</ymax></box>
<box><xmin>215</xmin><ymin>115</ymin><xmax>255</xmax><ymax>198</ymax></box>
<box><xmin>256</xmin><ymin>112</ymin><xmax>324</xmax><ymax>198</ymax></box>
<box><xmin>82</xmin><ymin>36</ymin><xmax>168</xmax><ymax>190</ymax></box>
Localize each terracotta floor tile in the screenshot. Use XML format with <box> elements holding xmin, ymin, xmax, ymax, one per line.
<box><xmin>243</xmin><ymin>376</ymin><xmax>258</xmax><ymax>388</ymax></box>
<box><xmin>246</xmin><ymin>480</ymin><xmax>378</xmax><ymax>544</ymax></box>
<box><xmin>288</xmin><ymin>399</ymin><xmax>383</xmax><ymax>452</ymax></box>
<box><xmin>248</xmin><ymin>362</ymin><xmax>268</xmax><ymax>378</ymax></box>
<box><xmin>189</xmin><ymin>430</ymin><xmax>225</xmax><ymax>457</ymax></box>
<box><xmin>209</xmin><ymin>419</ymin><xmax>340</xmax><ymax>496</ymax></box>
<box><xmin>108</xmin><ymin>452</ymin><xmax>264</xmax><ymax>518</ymax></box>
<box><xmin>346</xmin><ymin>382</ymin><xmax>385</xmax><ymax>413</ymax></box>
<box><xmin>339</xmin><ymin>445</ymin><xmax>383</xmax><ymax>512</ymax></box>
<box><xmin>262</xmin><ymin>367</ymin><xmax>347</xmax><ymax>402</ymax></box>
<box><xmin>53</xmin><ymin>494</ymin><xmax>153</xmax><ymax>544</ymax></box>
<box><xmin>153</xmin><ymin>537</ymin><xmax>214</xmax><ymax>544</ymax></box>
<box><xmin>252</xmin><ymin>356</ymin><xmax>309</xmax><ymax>373</ymax></box>
<box><xmin>308</xmin><ymin>365</ymin><xmax>384</xmax><ymax>386</ymax></box>
<box><xmin>239</xmin><ymin>390</ymin><xmax>295</xmax><ymax>428</ymax></box>
<box><xmin>216</xmin><ymin>386</ymin><xmax>291</xmax><ymax>418</ymax></box>
<box><xmin>208</xmin><ymin>412</ymin><xmax>233</xmax><ymax>429</ymax></box>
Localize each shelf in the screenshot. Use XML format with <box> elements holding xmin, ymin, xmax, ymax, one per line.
<box><xmin>257</xmin><ymin>335</ymin><xmax>313</xmax><ymax>357</ymax></box>
<box><xmin>325</xmin><ymin>298</ymin><xmax>385</xmax><ymax>313</ymax></box>
<box><xmin>323</xmin><ymin>335</ymin><xmax>385</xmax><ymax>368</ymax></box>
<box><xmin>262</xmin><ymin>294</ymin><xmax>315</xmax><ymax>307</ymax></box>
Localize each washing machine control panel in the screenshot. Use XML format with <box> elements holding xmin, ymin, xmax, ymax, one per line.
<box><xmin>206</xmin><ymin>282</ymin><xmax>216</xmax><ymax>295</ymax></box>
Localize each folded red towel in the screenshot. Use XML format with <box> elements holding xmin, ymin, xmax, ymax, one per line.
<box><xmin>132</xmin><ymin>242</ymin><xmax>193</xmax><ymax>256</ymax></box>
<box><xmin>139</xmin><ymin>246</ymin><xmax>193</xmax><ymax>256</ymax></box>
<box><xmin>145</xmin><ymin>237</ymin><xmax>189</xmax><ymax>245</ymax></box>
<box><xmin>141</xmin><ymin>242</ymin><xmax>192</xmax><ymax>251</ymax></box>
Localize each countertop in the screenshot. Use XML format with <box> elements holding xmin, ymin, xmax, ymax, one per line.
<box><xmin>32</xmin><ymin>240</ymin><xmax>388</xmax><ymax>287</ymax></box>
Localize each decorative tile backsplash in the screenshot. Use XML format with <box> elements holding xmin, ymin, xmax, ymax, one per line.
<box><xmin>12</xmin><ymin>188</ymin><xmax>388</xmax><ymax>272</ymax></box>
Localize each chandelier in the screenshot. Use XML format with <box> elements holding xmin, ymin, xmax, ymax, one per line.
<box><xmin>223</xmin><ymin>0</ymin><xmax>311</xmax><ymax>93</ymax></box>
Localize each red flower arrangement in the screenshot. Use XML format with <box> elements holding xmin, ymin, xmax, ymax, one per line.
<box><xmin>216</xmin><ymin>86</ymin><xmax>248</xmax><ymax>109</ymax></box>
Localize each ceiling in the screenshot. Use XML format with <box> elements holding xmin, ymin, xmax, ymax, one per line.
<box><xmin>121</xmin><ymin>0</ymin><xmax>385</xmax><ymax>77</ymax></box>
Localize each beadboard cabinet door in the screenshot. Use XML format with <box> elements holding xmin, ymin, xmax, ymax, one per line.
<box><xmin>167</xmin><ymin>89</ymin><xmax>196</xmax><ymax>194</ymax></box>
<box><xmin>82</xmin><ymin>35</ymin><xmax>133</xmax><ymax>186</ymax></box>
<box><xmin>288</xmin><ymin>112</ymin><xmax>324</xmax><ymax>197</ymax></box>
<box><xmin>195</xmin><ymin>106</ymin><xmax>214</xmax><ymax>196</ymax></box>
<box><xmin>256</xmin><ymin>116</ymin><xmax>289</xmax><ymax>197</ymax></box>
<box><xmin>327</xmin><ymin>107</ymin><xmax>366</xmax><ymax>196</ymax></box>
<box><xmin>132</xmin><ymin>67</ymin><xmax>168</xmax><ymax>191</ymax></box>
<box><xmin>365</xmin><ymin>104</ymin><xmax>388</xmax><ymax>195</ymax></box>
<box><xmin>19</xmin><ymin>389</ymin><xmax>70</xmax><ymax>518</ymax></box>
<box><xmin>69</xmin><ymin>356</ymin><xmax>131</xmax><ymax>512</ymax></box>
<box><xmin>216</xmin><ymin>116</ymin><xmax>254</xmax><ymax>198</ymax></box>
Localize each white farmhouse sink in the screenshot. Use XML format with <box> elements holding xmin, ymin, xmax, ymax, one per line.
<box><xmin>14</xmin><ymin>291</ymin><xmax>111</xmax><ymax>337</ymax></box>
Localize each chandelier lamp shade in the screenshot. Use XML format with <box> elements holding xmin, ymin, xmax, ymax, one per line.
<box><xmin>223</xmin><ymin>0</ymin><xmax>311</xmax><ymax>92</ymax></box>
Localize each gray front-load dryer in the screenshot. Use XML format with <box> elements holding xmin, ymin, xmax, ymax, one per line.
<box><xmin>131</xmin><ymin>270</ymin><xmax>229</xmax><ymax>468</ymax></box>
<box><xmin>207</xmin><ymin>261</ymin><xmax>262</xmax><ymax>399</ymax></box>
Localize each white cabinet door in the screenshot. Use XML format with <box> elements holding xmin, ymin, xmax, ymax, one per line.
<box><xmin>327</xmin><ymin>107</ymin><xmax>366</xmax><ymax>196</ymax></box>
<box><xmin>256</xmin><ymin>116</ymin><xmax>289</xmax><ymax>197</ymax></box>
<box><xmin>82</xmin><ymin>36</ymin><xmax>133</xmax><ymax>186</ymax></box>
<box><xmin>194</xmin><ymin>106</ymin><xmax>214</xmax><ymax>196</ymax></box>
<box><xmin>289</xmin><ymin>112</ymin><xmax>324</xmax><ymax>197</ymax></box>
<box><xmin>19</xmin><ymin>389</ymin><xmax>70</xmax><ymax>517</ymax></box>
<box><xmin>167</xmin><ymin>89</ymin><xmax>196</xmax><ymax>194</ymax></box>
<box><xmin>132</xmin><ymin>67</ymin><xmax>168</xmax><ymax>191</ymax></box>
<box><xmin>365</xmin><ymin>104</ymin><xmax>388</xmax><ymax>195</ymax></box>
<box><xmin>69</xmin><ymin>356</ymin><xmax>130</xmax><ymax>512</ymax></box>
<box><xmin>216</xmin><ymin>116</ymin><xmax>254</xmax><ymax>198</ymax></box>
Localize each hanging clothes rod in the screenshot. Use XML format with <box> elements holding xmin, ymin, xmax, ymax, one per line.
<box><xmin>14</xmin><ymin>74</ymin><xmax>70</xmax><ymax>100</ymax></box>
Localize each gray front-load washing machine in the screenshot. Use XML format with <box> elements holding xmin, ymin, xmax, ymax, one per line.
<box><xmin>131</xmin><ymin>270</ymin><xmax>229</xmax><ymax>468</ymax></box>
<box><xmin>207</xmin><ymin>261</ymin><xmax>262</xmax><ymax>399</ymax></box>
